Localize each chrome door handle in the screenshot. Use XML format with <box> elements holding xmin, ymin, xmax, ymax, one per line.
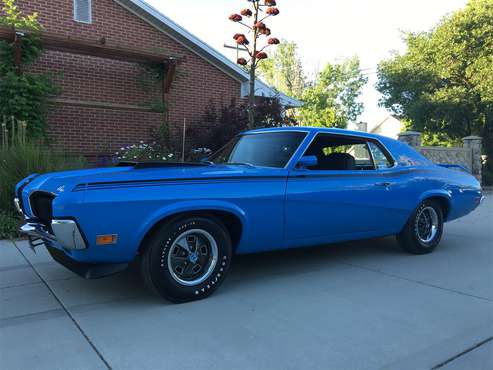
<box><xmin>375</xmin><ymin>182</ymin><xmax>392</xmax><ymax>187</ymax></box>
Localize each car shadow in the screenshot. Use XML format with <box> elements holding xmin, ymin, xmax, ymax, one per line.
<box><xmin>226</xmin><ymin>237</ymin><xmax>400</xmax><ymax>282</ymax></box>
<box><xmin>108</xmin><ymin>236</ymin><xmax>403</xmax><ymax>305</ymax></box>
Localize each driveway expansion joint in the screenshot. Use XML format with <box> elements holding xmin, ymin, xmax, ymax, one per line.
<box><xmin>431</xmin><ymin>336</ymin><xmax>493</xmax><ymax>369</ymax></box>
<box><xmin>12</xmin><ymin>240</ymin><xmax>113</xmax><ymax>370</ymax></box>
<box><xmin>336</xmin><ymin>260</ymin><xmax>493</xmax><ymax>303</ymax></box>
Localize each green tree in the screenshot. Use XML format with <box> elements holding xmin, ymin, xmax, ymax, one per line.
<box><xmin>377</xmin><ymin>0</ymin><xmax>493</xmax><ymax>179</ymax></box>
<box><xmin>0</xmin><ymin>0</ymin><xmax>57</xmax><ymax>138</ymax></box>
<box><xmin>297</xmin><ymin>56</ymin><xmax>368</xmax><ymax>128</ymax></box>
<box><xmin>258</xmin><ymin>40</ymin><xmax>305</xmax><ymax>98</ymax></box>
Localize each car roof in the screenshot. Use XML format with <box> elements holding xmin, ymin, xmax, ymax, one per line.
<box><xmin>244</xmin><ymin>126</ymin><xmax>392</xmax><ymax>142</ymax></box>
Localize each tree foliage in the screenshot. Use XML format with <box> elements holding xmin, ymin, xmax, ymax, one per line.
<box><xmin>377</xmin><ymin>0</ymin><xmax>493</xmax><ymax>177</ymax></box>
<box><xmin>258</xmin><ymin>40</ymin><xmax>305</xmax><ymax>98</ymax></box>
<box><xmin>297</xmin><ymin>56</ymin><xmax>368</xmax><ymax>128</ymax></box>
<box><xmin>0</xmin><ymin>0</ymin><xmax>57</xmax><ymax>138</ymax></box>
<box><xmin>191</xmin><ymin>97</ymin><xmax>293</xmax><ymax>152</ymax></box>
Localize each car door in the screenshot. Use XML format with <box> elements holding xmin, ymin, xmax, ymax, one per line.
<box><xmin>284</xmin><ymin>133</ymin><xmax>405</xmax><ymax>244</ymax></box>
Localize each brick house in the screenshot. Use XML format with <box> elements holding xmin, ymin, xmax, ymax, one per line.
<box><xmin>5</xmin><ymin>0</ymin><xmax>299</xmax><ymax>158</ymax></box>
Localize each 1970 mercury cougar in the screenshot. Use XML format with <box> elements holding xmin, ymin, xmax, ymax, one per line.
<box><xmin>16</xmin><ymin>127</ymin><xmax>483</xmax><ymax>302</ymax></box>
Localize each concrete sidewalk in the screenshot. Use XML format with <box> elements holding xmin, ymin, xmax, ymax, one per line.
<box><xmin>1</xmin><ymin>196</ymin><xmax>492</xmax><ymax>370</ymax></box>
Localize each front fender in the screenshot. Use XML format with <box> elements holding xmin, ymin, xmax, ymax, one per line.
<box><xmin>135</xmin><ymin>200</ymin><xmax>249</xmax><ymax>252</ymax></box>
<box><xmin>418</xmin><ymin>189</ymin><xmax>452</xmax><ymax>204</ymax></box>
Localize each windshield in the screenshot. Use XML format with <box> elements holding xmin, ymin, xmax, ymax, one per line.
<box><xmin>209</xmin><ymin>131</ymin><xmax>307</xmax><ymax>168</ymax></box>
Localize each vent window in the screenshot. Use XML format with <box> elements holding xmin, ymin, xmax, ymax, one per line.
<box><xmin>74</xmin><ymin>0</ymin><xmax>92</xmax><ymax>24</ymax></box>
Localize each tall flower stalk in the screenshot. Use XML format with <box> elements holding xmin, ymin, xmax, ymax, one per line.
<box><xmin>229</xmin><ymin>0</ymin><xmax>281</xmax><ymax>129</ymax></box>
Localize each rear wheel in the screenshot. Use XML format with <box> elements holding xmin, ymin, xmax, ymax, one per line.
<box><xmin>397</xmin><ymin>200</ymin><xmax>444</xmax><ymax>254</ymax></box>
<box><xmin>140</xmin><ymin>216</ymin><xmax>232</xmax><ymax>302</ymax></box>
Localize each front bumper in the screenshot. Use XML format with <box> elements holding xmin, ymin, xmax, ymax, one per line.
<box><xmin>19</xmin><ymin>221</ymin><xmax>128</xmax><ymax>279</ymax></box>
<box><xmin>20</xmin><ymin>220</ymin><xmax>87</xmax><ymax>250</ymax></box>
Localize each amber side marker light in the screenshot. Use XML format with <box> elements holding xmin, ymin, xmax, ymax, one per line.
<box><xmin>96</xmin><ymin>234</ymin><xmax>118</xmax><ymax>245</ymax></box>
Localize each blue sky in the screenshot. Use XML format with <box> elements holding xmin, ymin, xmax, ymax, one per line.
<box><xmin>146</xmin><ymin>0</ymin><xmax>468</xmax><ymax>129</ymax></box>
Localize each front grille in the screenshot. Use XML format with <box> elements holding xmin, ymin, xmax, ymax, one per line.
<box><xmin>29</xmin><ymin>191</ymin><xmax>56</xmax><ymax>226</ymax></box>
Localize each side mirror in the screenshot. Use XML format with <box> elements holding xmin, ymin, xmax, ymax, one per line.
<box><xmin>297</xmin><ymin>155</ymin><xmax>317</xmax><ymax>169</ymax></box>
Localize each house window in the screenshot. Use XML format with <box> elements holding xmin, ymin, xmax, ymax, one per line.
<box><xmin>74</xmin><ymin>0</ymin><xmax>92</xmax><ymax>24</ymax></box>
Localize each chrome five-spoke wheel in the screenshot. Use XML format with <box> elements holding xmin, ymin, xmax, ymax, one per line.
<box><xmin>140</xmin><ymin>216</ymin><xmax>232</xmax><ymax>302</ymax></box>
<box><xmin>414</xmin><ymin>206</ymin><xmax>439</xmax><ymax>244</ymax></box>
<box><xmin>397</xmin><ymin>200</ymin><xmax>444</xmax><ymax>254</ymax></box>
<box><xmin>168</xmin><ymin>229</ymin><xmax>219</xmax><ymax>286</ymax></box>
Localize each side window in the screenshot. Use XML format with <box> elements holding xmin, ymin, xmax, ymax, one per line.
<box><xmin>368</xmin><ymin>142</ymin><xmax>394</xmax><ymax>169</ymax></box>
<box><xmin>303</xmin><ymin>134</ymin><xmax>375</xmax><ymax>171</ymax></box>
<box><xmin>74</xmin><ymin>0</ymin><xmax>92</xmax><ymax>24</ymax></box>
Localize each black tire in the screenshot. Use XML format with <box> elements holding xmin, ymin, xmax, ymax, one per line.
<box><xmin>397</xmin><ymin>200</ymin><xmax>444</xmax><ymax>254</ymax></box>
<box><xmin>140</xmin><ymin>215</ymin><xmax>232</xmax><ymax>303</ymax></box>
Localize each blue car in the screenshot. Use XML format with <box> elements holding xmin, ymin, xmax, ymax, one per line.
<box><xmin>16</xmin><ymin>127</ymin><xmax>483</xmax><ymax>302</ymax></box>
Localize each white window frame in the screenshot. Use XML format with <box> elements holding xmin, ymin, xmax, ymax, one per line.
<box><xmin>73</xmin><ymin>0</ymin><xmax>92</xmax><ymax>24</ymax></box>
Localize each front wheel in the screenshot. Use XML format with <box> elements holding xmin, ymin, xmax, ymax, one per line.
<box><xmin>140</xmin><ymin>216</ymin><xmax>232</xmax><ymax>302</ymax></box>
<box><xmin>397</xmin><ymin>200</ymin><xmax>444</xmax><ymax>254</ymax></box>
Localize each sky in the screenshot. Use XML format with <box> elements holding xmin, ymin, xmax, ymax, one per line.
<box><xmin>145</xmin><ymin>0</ymin><xmax>468</xmax><ymax>129</ymax></box>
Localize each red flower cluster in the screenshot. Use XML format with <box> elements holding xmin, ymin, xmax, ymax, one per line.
<box><xmin>229</xmin><ymin>14</ymin><xmax>243</xmax><ymax>22</ymax></box>
<box><xmin>233</xmin><ymin>34</ymin><xmax>250</xmax><ymax>45</ymax></box>
<box><xmin>256</xmin><ymin>51</ymin><xmax>268</xmax><ymax>60</ymax></box>
<box><xmin>266</xmin><ymin>7</ymin><xmax>280</xmax><ymax>16</ymax></box>
<box><xmin>237</xmin><ymin>58</ymin><xmax>248</xmax><ymax>66</ymax></box>
<box><xmin>254</xmin><ymin>21</ymin><xmax>266</xmax><ymax>30</ymax></box>
<box><xmin>240</xmin><ymin>8</ymin><xmax>253</xmax><ymax>17</ymax></box>
<box><xmin>268</xmin><ymin>37</ymin><xmax>280</xmax><ymax>45</ymax></box>
<box><xmin>259</xmin><ymin>28</ymin><xmax>271</xmax><ymax>36</ymax></box>
<box><xmin>264</xmin><ymin>0</ymin><xmax>277</xmax><ymax>5</ymax></box>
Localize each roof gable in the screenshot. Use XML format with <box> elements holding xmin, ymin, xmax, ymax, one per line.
<box><xmin>114</xmin><ymin>0</ymin><xmax>302</xmax><ymax>107</ymax></box>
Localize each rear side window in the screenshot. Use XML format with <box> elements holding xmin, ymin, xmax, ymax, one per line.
<box><xmin>74</xmin><ymin>0</ymin><xmax>92</xmax><ymax>24</ymax></box>
<box><xmin>368</xmin><ymin>142</ymin><xmax>394</xmax><ymax>169</ymax></box>
<box><xmin>302</xmin><ymin>134</ymin><xmax>393</xmax><ymax>171</ymax></box>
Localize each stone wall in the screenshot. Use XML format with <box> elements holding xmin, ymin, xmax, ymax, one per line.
<box><xmin>398</xmin><ymin>132</ymin><xmax>483</xmax><ymax>180</ymax></box>
<box><xmin>419</xmin><ymin>147</ymin><xmax>472</xmax><ymax>171</ymax></box>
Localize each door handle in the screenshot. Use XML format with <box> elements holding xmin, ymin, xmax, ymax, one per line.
<box><xmin>375</xmin><ymin>182</ymin><xmax>392</xmax><ymax>187</ymax></box>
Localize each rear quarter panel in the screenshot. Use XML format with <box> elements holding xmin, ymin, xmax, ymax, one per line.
<box><xmin>381</xmin><ymin>137</ymin><xmax>482</xmax><ymax>223</ymax></box>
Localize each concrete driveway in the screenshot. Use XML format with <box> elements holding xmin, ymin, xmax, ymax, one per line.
<box><xmin>1</xmin><ymin>195</ymin><xmax>492</xmax><ymax>370</ymax></box>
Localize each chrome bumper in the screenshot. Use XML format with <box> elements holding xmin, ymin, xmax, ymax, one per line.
<box><xmin>20</xmin><ymin>220</ymin><xmax>87</xmax><ymax>250</ymax></box>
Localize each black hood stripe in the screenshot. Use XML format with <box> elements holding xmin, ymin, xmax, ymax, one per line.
<box><xmin>73</xmin><ymin>175</ymin><xmax>287</xmax><ymax>191</ymax></box>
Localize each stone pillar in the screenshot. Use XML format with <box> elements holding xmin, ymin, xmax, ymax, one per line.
<box><xmin>463</xmin><ymin>136</ymin><xmax>482</xmax><ymax>179</ymax></box>
<box><xmin>356</xmin><ymin>122</ymin><xmax>368</xmax><ymax>132</ymax></box>
<box><xmin>398</xmin><ymin>131</ymin><xmax>422</xmax><ymax>147</ymax></box>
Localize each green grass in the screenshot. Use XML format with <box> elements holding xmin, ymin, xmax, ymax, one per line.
<box><xmin>0</xmin><ymin>143</ymin><xmax>87</xmax><ymax>239</ymax></box>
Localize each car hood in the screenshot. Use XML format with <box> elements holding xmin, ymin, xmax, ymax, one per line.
<box><xmin>18</xmin><ymin>163</ymin><xmax>287</xmax><ymax>196</ymax></box>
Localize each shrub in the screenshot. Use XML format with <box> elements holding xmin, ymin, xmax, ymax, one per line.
<box><xmin>189</xmin><ymin>97</ymin><xmax>296</xmax><ymax>152</ymax></box>
<box><xmin>0</xmin><ymin>211</ymin><xmax>19</xmax><ymax>239</ymax></box>
<box><xmin>0</xmin><ymin>143</ymin><xmax>87</xmax><ymax>218</ymax></box>
<box><xmin>189</xmin><ymin>147</ymin><xmax>212</xmax><ymax>162</ymax></box>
